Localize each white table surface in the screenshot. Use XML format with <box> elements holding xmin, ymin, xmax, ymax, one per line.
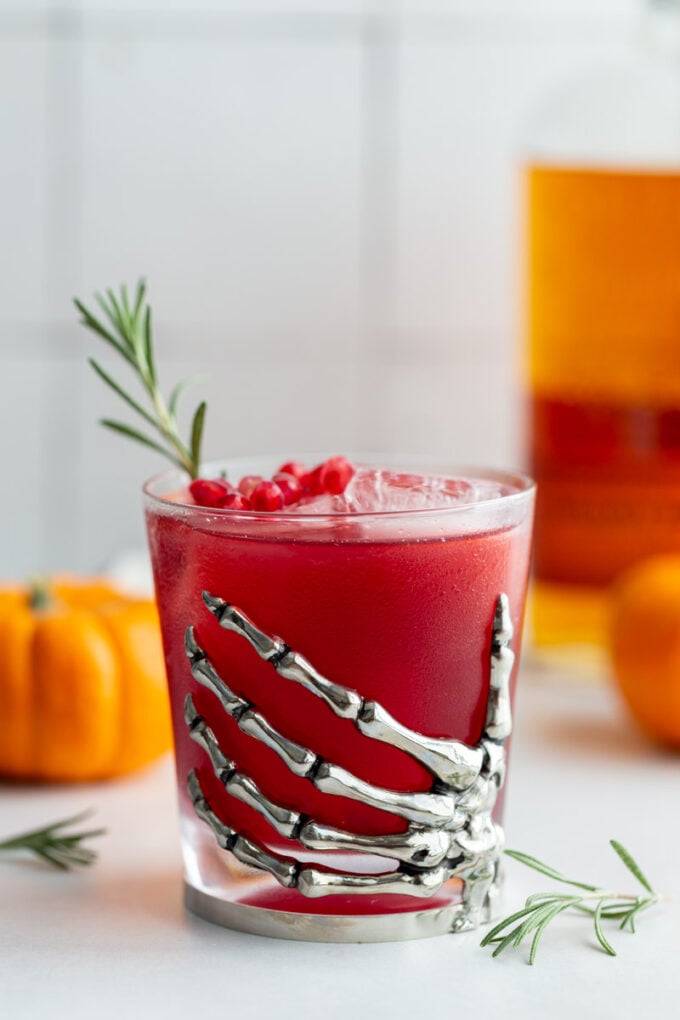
<box><xmin>1</xmin><ymin>662</ymin><xmax>679</xmax><ymax>1020</ymax></box>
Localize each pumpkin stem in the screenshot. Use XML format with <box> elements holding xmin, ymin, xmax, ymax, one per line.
<box><xmin>28</xmin><ymin>577</ymin><xmax>53</xmax><ymax>611</ymax></box>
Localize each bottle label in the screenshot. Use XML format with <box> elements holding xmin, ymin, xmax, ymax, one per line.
<box><xmin>532</xmin><ymin>396</ymin><xmax>680</xmax><ymax>585</ymax></box>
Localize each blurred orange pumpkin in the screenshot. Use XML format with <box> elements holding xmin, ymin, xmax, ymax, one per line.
<box><xmin>0</xmin><ymin>577</ymin><xmax>172</xmax><ymax>781</ymax></box>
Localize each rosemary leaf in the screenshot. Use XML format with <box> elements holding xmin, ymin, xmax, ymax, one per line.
<box><xmin>593</xmin><ymin>900</ymin><xmax>617</xmax><ymax>957</ymax></box>
<box><xmin>511</xmin><ymin>900</ymin><xmax>566</xmax><ymax>949</ymax></box>
<box><xmin>74</xmin><ymin>300</ymin><xmax>136</xmax><ymax>366</ymax></box>
<box><xmin>504</xmin><ymin>849</ymin><xmax>598</xmax><ymax>892</ymax></box>
<box><xmin>528</xmin><ymin>910</ymin><xmax>555</xmax><ymax>966</ymax></box>
<box><xmin>621</xmin><ymin>898</ymin><xmax>655</xmax><ymax>933</ymax></box>
<box><xmin>190</xmin><ymin>401</ymin><xmax>207</xmax><ymax>473</ymax></box>
<box><xmin>534</xmin><ymin>900</ymin><xmax>578</xmax><ymax>964</ymax></box>
<box><xmin>0</xmin><ymin>811</ymin><xmax>106</xmax><ymax>871</ymax></box>
<box><xmin>36</xmin><ymin>847</ymin><xmax>69</xmax><ymax>871</ymax></box>
<box><xmin>89</xmin><ymin>359</ymin><xmax>159</xmax><ymax>432</ymax></box>
<box><xmin>480</xmin><ymin>903</ymin><xmax>542</xmax><ymax>947</ymax></box>
<box><xmin>105</xmin><ymin>287</ymin><xmax>124</xmax><ymax>321</ymax></box>
<box><xmin>610</xmin><ymin>840</ymin><xmax>654</xmax><ymax>894</ymax></box>
<box><xmin>133</xmin><ymin>279</ymin><xmax>147</xmax><ymax>321</ymax></box>
<box><xmin>100</xmin><ymin>419</ymin><xmax>185</xmax><ymax>468</ymax></box>
<box><xmin>97</xmin><ymin>291</ymin><xmax>129</xmax><ymax>347</ymax></box>
<box><xmin>142</xmin><ymin>305</ymin><xmax>157</xmax><ymax>387</ymax></box>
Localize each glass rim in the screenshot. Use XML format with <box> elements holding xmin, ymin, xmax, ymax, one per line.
<box><xmin>142</xmin><ymin>456</ymin><xmax>535</xmax><ymax>522</ymax></box>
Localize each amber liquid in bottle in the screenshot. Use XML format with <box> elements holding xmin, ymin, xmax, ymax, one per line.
<box><xmin>528</xmin><ymin>165</ymin><xmax>680</xmax><ymax>649</ymax></box>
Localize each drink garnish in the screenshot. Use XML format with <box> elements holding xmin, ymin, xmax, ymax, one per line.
<box><xmin>272</xmin><ymin>472</ymin><xmax>303</xmax><ymax>505</ymax></box>
<box><xmin>250</xmin><ymin>480</ymin><xmax>285</xmax><ymax>512</ymax></box>
<box><xmin>75</xmin><ymin>280</ymin><xmax>207</xmax><ymax>480</ymax></box>
<box><xmin>74</xmin><ymin>281</ymin><xmax>357</xmax><ymax>509</ymax></box>
<box><xmin>278</xmin><ymin>461</ymin><xmax>307</xmax><ymax>481</ymax></box>
<box><xmin>481</xmin><ymin>840</ymin><xmax>662</xmax><ymax>965</ymax></box>
<box><xmin>188</xmin><ymin>478</ymin><xmax>233</xmax><ymax>508</ymax></box>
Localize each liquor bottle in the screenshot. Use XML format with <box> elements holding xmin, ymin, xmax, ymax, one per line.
<box><xmin>526</xmin><ymin>0</ymin><xmax>680</xmax><ymax>654</ymax></box>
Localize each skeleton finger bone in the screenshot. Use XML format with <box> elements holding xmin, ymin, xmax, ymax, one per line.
<box><xmin>188</xmin><ymin>769</ymin><xmax>298</xmax><ymax>889</ymax></box>
<box><xmin>186</xmin><ymin>694</ymin><xmax>455</xmax><ymax>865</ymax></box>
<box><xmin>311</xmin><ymin>761</ymin><xmax>455</xmax><ymax>827</ymax></box>
<box><xmin>186</xmin><ymin>626</ymin><xmax>317</xmax><ymax>777</ymax></box>
<box><xmin>202</xmin><ymin>591</ymin><xmax>362</xmax><ymax>718</ymax></box>
<box><xmin>298</xmin><ymin>819</ymin><xmax>451</xmax><ymax>869</ymax></box>
<box><xmin>201</xmin><ymin>590</ymin><xmax>507</xmax><ymax>791</ymax></box>
<box><xmin>356</xmin><ymin>700</ymin><xmax>483</xmax><ymax>791</ymax></box>
<box><xmin>186</xmin><ymin>629</ymin><xmax>457</xmax><ymax>827</ymax></box>
<box><xmin>186</xmin><ymin>695</ymin><xmax>301</xmax><ymax>839</ymax></box>
<box><xmin>484</xmin><ymin>593</ymin><xmax>514</xmax><ymax>741</ymax></box>
<box><xmin>295</xmin><ymin>865</ymin><xmax>447</xmax><ymax>899</ymax></box>
<box><xmin>480</xmin><ymin>739</ymin><xmax>506</xmax><ymax>784</ymax></box>
<box><xmin>187</xmin><ymin>769</ymin><xmax>448</xmax><ymax>897</ymax></box>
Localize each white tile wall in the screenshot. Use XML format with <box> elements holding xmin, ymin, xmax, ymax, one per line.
<box><xmin>77</xmin><ymin>33</ymin><xmax>363</xmax><ymax>333</ymax></box>
<box><xmin>0</xmin><ymin>34</ymin><xmax>49</xmax><ymax>324</ymax></box>
<box><xmin>0</xmin><ymin>0</ymin><xmax>639</xmax><ymax>576</ymax></box>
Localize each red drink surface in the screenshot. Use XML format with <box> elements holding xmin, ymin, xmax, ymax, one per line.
<box><xmin>145</xmin><ymin>465</ymin><xmax>533</xmax><ymax>914</ymax></box>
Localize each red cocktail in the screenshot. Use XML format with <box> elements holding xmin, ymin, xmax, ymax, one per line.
<box><xmin>144</xmin><ymin>458</ymin><xmax>534</xmax><ymax>942</ymax></box>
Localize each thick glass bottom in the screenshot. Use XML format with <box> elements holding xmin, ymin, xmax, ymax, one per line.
<box><xmin>184</xmin><ymin>881</ymin><xmax>469</xmax><ymax>943</ymax></box>
<box><xmin>180</xmin><ymin>814</ymin><xmax>494</xmax><ymax>942</ymax></box>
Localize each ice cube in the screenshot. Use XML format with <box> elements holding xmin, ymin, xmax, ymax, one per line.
<box><xmin>289</xmin><ymin>469</ymin><xmax>506</xmax><ymax>514</ymax></box>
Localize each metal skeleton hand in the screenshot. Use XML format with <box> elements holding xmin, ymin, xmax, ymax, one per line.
<box><xmin>184</xmin><ymin>591</ymin><xmax>514</xmax><ymax>930</ymax></box>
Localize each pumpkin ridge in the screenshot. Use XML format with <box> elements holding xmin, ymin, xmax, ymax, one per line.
<box><xmin>32</xmin><ymin>608</ymin><xmax>120</xmax><ymax>781</ymax></box>
<box><xmin>97</xmin><ymin>600</ymin><xmax>172</xmax><ymax>776</ymax></box>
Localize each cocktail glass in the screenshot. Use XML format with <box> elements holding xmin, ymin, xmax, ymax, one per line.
<box><xmin>144</xmin><ymin>457</ymin><xmax>534</xmax><ymax>943</ymax></box>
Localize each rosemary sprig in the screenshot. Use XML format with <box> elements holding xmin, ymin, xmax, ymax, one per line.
<box><xmin>481</xmin><ymin>840</ymin><xmax>661</xmax><ymax>965</ymax></box>
<box><xmin>74</xmin><ymin>281</ymin><xmax>205</xmax><ymax>479</ymax></box>
<box><xmin>0</xmin><ymin>811</ymin><xmax>106</xmax><ymax>871</ymax></box>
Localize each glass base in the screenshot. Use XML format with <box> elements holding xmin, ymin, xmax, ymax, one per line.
<box><xmin>184</xmin><ymin>881</ymin><xmax>469</xmax><ymax>942</ymax></box>
<box><xmin>181</xmin><ymin>815</ymin><xmax>483</xmax><ymax>942</ymax></box>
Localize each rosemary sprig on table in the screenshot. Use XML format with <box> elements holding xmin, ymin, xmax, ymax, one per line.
<box><xmin>74</xmin><ymin>281</ymin><xmax>205</xmax><ymax>479</ymax></box>
<box><xmin>0</xmin><ymin>811</ymin><xmax>106</xmax><ymax>871</ymax></box>
<box><xmin>482</xmin><ymin>840</ymin><xmax>661</xmax><ymax>965</ymax></box>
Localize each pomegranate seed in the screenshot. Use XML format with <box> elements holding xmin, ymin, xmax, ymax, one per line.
<box><xmin>238</xmin><ymin>474</ymin><xmax>264</xmax><ymax>498</ymax></box>
<box><xmin>251</xmin><ymin>480</ymin><xmax>285</xmax><ymax>512</ymax></box>
<box><xmin>273</xmin><ymin>472</ymin><xmax>303</xmax><ymax>505</ymax></box>
<box><xmin>301</xmin><ymin>465</ymin><xmax>325</xmax><ymax>495</ymax></box>
<box><xmin>222</xmin><ymin>492</ymin><xmax>252</xmax><ymax>511</ymax></box>
<box><xmin>319</xmin><ymin>456</ymin><xmax>355</xmax><ymax>495</ymax></box>
<box><xmin>277</xmin><ymin>461</ymin><xmax>307</xmax><ymax>482</ymax></box>
<box><xmin>189</xmin><ymin>478</ymin><xmax>231</xmax><ymax>508</ymax></box>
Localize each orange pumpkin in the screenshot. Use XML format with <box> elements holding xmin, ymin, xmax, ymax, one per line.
<box><xmin>0</xmin><ymin>577</ymin><xmax>173</xmax><ymax>781</ymax></box>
